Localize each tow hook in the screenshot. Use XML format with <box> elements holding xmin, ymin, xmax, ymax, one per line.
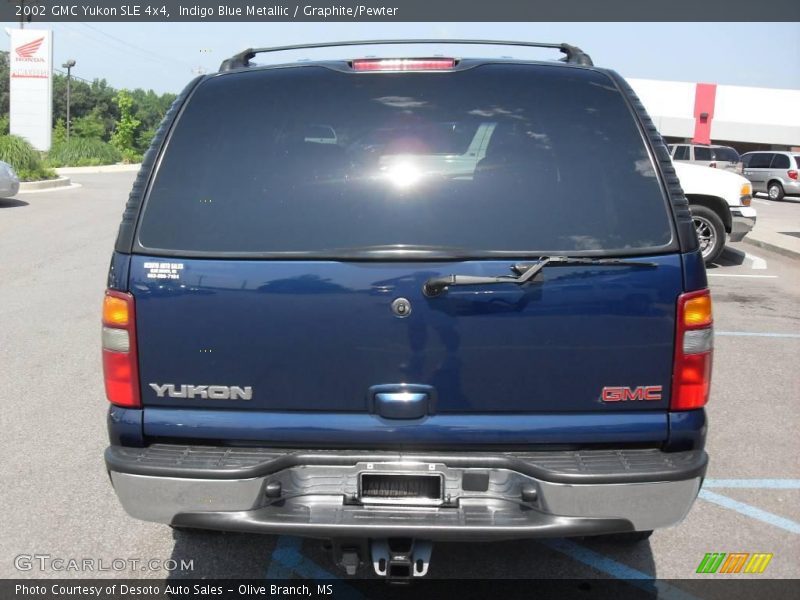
<box><xmin>329</xmin><ymin>539</ymin><xmax>369</xmax><ymax>576</ymax></box>
<box><xmin>371</xmin><ymin>538</ymin><xmax>433</xmax><ymax>579</ymax></box>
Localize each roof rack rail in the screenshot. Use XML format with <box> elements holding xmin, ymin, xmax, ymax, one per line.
<box><xmin>218</xmin><ymin>39</ymin><xmax>593</xmax><ymax>72</ymax></box>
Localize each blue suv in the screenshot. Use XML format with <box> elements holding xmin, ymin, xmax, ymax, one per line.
<box><xmin>103</xmin><ymin>41</ymin><xmax>711</xmax><ymax>578</ymax></box>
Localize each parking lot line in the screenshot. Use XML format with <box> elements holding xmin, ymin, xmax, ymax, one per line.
<box><xmin>715</xmin><ymin>331</ymin><xmax>800</xmax><ymax>338</ymax></box>
<box><xmin>540</xmin><ymin>539</ymin><xmax>700</xmax><ymax>600</ymax></box>
<box><xmin>744</xmin><ymin>252</ymin><xmax>767</xmax><ymax>269</ymax></box>
<box><xmin>267</xmin><ymin>535</ymin><xmax>341</xmax><ymax>579</ymax></box>
<box><xmin>266</xmin><ymin>536</ymin><xmax>367</xmax><ymax>598</ymax></box>
<box><xmin>704</xmin><ymin>479</ymin><xmax>800</xmax><ymax>489</ymax></box>
<box><xmin>697</xmin><ymin>490</ymin><xmax>800</xmax><ymax>534</ymax></box>
<box><xmin>265</xmin><ymin>537</ymin><xmax>294</xmax><ymax>579</ymax></box>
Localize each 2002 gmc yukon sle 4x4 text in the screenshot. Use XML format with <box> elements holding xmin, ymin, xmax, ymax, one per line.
<box><xmin>102</xmin><ymin>41</ymin><xmax>712</xmax><ymax>579</ymax></box>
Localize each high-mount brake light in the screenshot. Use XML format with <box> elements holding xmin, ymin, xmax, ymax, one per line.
<box><xmin>102</xmin><ymin>290</ymin><xmax>140</xmax><ymax>408</ymax></box>
<box><xmin>351</xmin><ymin>58</ymin><xmax>456</xmax><ymax>71</ymax></box>
<box><xmin>671</xmin><ymin>289</ymin><xmax>713</xmax><ymax>411</ymax></box>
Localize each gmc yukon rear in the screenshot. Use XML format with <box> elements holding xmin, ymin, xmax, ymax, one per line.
<box><xmin>103</xmin><ymin>41</ymin><xmax>710</xmax><ymax>578</ymax></box>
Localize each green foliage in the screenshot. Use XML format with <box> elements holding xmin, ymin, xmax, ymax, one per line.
<box><xmin>53</xmin><ymin>119</ymin><xmax>67</xmax><ymax>145</ymax></box>
<box><xmin>111</xmin><ymin>90</ymin><xmax>141</xmax><ymax>154</ymax></box>
<box><xmin>129</xmin><ymin>89</ymin><xmax>175</xmax><ymax>151</ymax></box>
<box><xmin>0</xmin><ymin>51</ymin><xmax>175</xmax><ymax>147</ymax></box>
<box><xmin>120</xmin><ymin>148</ymin><xmax>143</xmax><ymax>164</ymax></box>
<box><xmin>0</xmin><ymin>134</ymin><xmax>56</xmax><ymax>181</ymax></box>
<box><xmin>136</xmin><ymin>126</ymin><xmax>157</xmax><ymax>153</ymax></box>
<box><xmin>0</xmin><ymin>134</ymin><xmax>43</xmax><ymax>170</ymax></box>
<box><xmin>71</xmin><ymin>109</ymin><xmax>107</xmax><ymax>140</ymax></box>
<box><xmin>46</xmin><ymin>138</ymin><xmax>122</xmax><ymax>167</ymax></box>
<box><xmin>0</xmin><ymin>51</ymin><xmax>8</xmax><ymax>121</ymax></box>
<box><xmin>16</xmin><ymin>167</ymin><xmax>58</xmax><ymax>181</ymax></box>
<box><xmin>0</xmin><ymin>51</ymin><xmax>175</xmax><ymax>173</ymax></box>
<box><xmin>51</xmin><ymin>75</ymin><xmax>118</xmax><ymax>140</ymax></box>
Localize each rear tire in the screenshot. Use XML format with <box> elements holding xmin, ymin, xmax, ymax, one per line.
<box><xmin>690</xmin><ymin>205</ymin><xmax>726</xmax><ymax>265</ymax></box>
<box><xmin>768</xmin><ymin>181</ymin><xmax>785</xmax><ymax>201</ymax></box>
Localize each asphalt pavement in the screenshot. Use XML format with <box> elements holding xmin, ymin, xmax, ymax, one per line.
<box><xmin>745</xmin><ymin>192</ymin><xmax>800</xmax><ymax>259</ymax></box>
<box><xmin>1</xmin><ymin>172</ymin><xmax>798</xmax><ymax>587</ymax></box>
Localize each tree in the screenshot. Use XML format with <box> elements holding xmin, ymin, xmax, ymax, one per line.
<box><xmin>111</xmin><ymin>90</ymin><xmax>140</xmax><ymax>158</ymax></box>
<box><xmin>0</xmin><ymin>52</ymin><xmax>9</xmax><ymax>118</ymax></box>
<box><xmin>52</xmin><ymin>118</ymin><xmax>67</xmax><ymax>144</ymax></box>
<box><xmin>129</xmin><ymin>87</ymin><xmax>175</xmax><ymax>151</ymax></box>
<box><xmin>71</xmin><ymin>108</ymin><xmax>106</xmax><ymax>140</ymax></box>
<box><xmin>52</xmin><ymin>75</ymin><xmax>117</xmax><ymax>139</ymax></box>
<box><xmin>0</xmin><ymin>50</ymin><xmax>176</xmax><ymax>146</ymax></box>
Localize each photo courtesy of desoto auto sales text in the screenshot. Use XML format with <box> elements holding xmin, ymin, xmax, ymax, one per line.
<box><xmin>0</xmin><ymin>1</ymin><xmax>798</xmax><ymax>599</ymax></box>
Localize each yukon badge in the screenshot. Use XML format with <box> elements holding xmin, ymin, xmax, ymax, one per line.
<box><xmin>601</xmin><ymin>385</ymin><xmax>662</xmax><ymax>402</ymax></box>
<box><xmin>149</xmin><ymin>383</ymin><xmax>253</xmax><ymax>400</ymax></box>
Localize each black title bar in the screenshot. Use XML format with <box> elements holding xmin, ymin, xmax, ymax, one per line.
<box><xmin>4</xmin><ymin>579</ymin><xmax>800</xmax><ymax>600</ymax></box>
<box><xmin>2</xmin><ymin>0</ymin><xmax>799</xmax><ymax>22</ymax></box>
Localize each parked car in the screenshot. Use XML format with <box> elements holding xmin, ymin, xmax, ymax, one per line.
<box><xmin>669</xmin><ymin>143</ymin><xmax>742</xmax><ymax>173</ymax></box>
<box><xmin>741</xmin><ymin>151</ymin><xmax>800</xmax><ymax>201</ymax></box>
<box><xmin>673</xmin><ymin>161</ymin><xmax>756</xmax><ymax>264</ymax></box>
<box><xmin>0</xmin><ymin>161</ymin><xmax>20</xmax><ymax>197</ymax></box>
<box><xmin>103</xmin><ymin>41</ymin><xmax>711</xmax><ymax>579</ymax></box>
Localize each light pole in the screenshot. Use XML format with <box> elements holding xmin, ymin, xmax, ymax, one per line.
<box><xmin>62</xmin><ymin>59</ymin><xmax>76</xmax><ymax>141</ymax></box>
<box><xmin>15</xmin><ymin>0</ymin><xmax>42</xmax><ymax>28</ymax></box>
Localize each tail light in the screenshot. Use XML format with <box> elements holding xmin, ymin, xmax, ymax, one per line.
<box><xmin>788</xmin><ymin>170</ymin><xmax>798</xmax><ymax>181</ymax></box>
<box><xmin>351</xmin><ymin>58</ymin><xmax>456</xmax><ymax>71</ymax></box>
<box><xmin>671</xmin><ymin>289</ymin><xmax>713</xmax><ymax>410</ymax></box>
<box><xmin>102</xmin><ymin>290</ymin><xmax>140</xmax><ymax>408</ymax></box>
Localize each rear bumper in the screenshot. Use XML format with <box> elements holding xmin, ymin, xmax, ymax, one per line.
<box><xmin>730</xmin><ymin>206</ymin><xmax>757</xmax><ymax>242</ymax></box>
<box><xmin>784</xmin><ymin>180</ymin><xmax>800</xmax><ymax>196</ymax></box>
<box><xmin>106</xmin><ymin>445</ymin><xmax>706</xmax><ymax>541</ymax></box>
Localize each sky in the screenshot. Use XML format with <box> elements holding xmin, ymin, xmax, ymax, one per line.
<box><xmin>3</xmin><ymin>21</ymin><xmax>800</xmax><ymax>94</ymax></box>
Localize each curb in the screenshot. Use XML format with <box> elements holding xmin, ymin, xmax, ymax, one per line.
<box><xmin>54</xmin><ymin>164</ymin><xmax>141</xmax><ymax>175</ymax></box>
<box><xmin>18</xmin><ymin>176</ymin><xmax>72</xmax><ymax>191</ymax></box>
<box><xmin>742</xmin><ymin>236</ymin><xmax>800</xmax><ymax>261</ymax></box>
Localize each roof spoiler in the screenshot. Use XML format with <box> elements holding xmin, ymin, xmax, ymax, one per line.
<box><xmin>218</xmin><ymin>39</ymin><xmax>593</xmax><ymax>72</ymax></box>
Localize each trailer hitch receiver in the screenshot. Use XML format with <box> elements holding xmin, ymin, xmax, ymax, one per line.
<box><xmin>371</xmin><ymin>538</ymin><xmax>433</xmax><ymax>578</ymax></box>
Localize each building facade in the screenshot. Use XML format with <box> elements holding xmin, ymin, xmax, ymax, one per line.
<box><xmin>629</xmin><ymin>78</ymin><xmax>800</xmax><ymax>153</ymax></box>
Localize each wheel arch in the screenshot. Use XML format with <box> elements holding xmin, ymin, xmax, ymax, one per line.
<box><xmin>686</xmin><ymin>194</ymin><xmax>732</xmax><ymax>233</ymax></box>
<box><xmin>767</xmin><ymin>179</ymin><xmax>784</xmax><ymax>191</ymax></box>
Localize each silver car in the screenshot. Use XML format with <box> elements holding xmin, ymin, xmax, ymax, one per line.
<box><xmin>741</xmin><ymin>151</ymin><xmax>800</xmax><ymax>201</ymax></box>
<box><xmin>668</xmin><ymin>143</ymin><xmax>742</xmax><ymax>174</ymax></box>
<box><xmin>0</xmin><ymin>161</ymin><xmax>20</xmax><ymax>197</ymax></box>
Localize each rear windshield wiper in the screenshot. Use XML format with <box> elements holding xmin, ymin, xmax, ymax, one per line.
<box><xmin>422</xmin><ymin>256</ymin><xmax>659</xmax><ymax>297</ymax></box>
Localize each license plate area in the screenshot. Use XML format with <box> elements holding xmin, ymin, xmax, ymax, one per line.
<box><xmin>358</xmin><ymin>473</ymin><xmax>444</xmax><ymax>506</ymax></box>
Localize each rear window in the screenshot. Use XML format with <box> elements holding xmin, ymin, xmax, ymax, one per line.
<box><xmin>673</xmin><ymin>146</ymin><xmax>690</xmax><ymax>160</ymax></box>
<box><xmin>771</xmin><ymin>154</ymin><xmax>790</xmax><ymax>169</ymax></box>
<box><xmin>693</xmin><ymin>147</ymin><xmax>712</xmax><ymax>161</ymax></box>
<box><xmin>711</xmin><ymin>147</ymin><xmax>739</xmax><ymax>162</ymax></box>
<box><xmin>747</xmin><ymin>153</ymin><xmax>773</xmax><ymax>168</ymax></box>
<box><xmin>137</xmin><ymin>64</ymin><xmax>674</xmax><ymax>256</ymax></box>
<box><xmin>795</xmin><ymin>156</ymin><xmax>800</xmax><ymax>169</ymax></box>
